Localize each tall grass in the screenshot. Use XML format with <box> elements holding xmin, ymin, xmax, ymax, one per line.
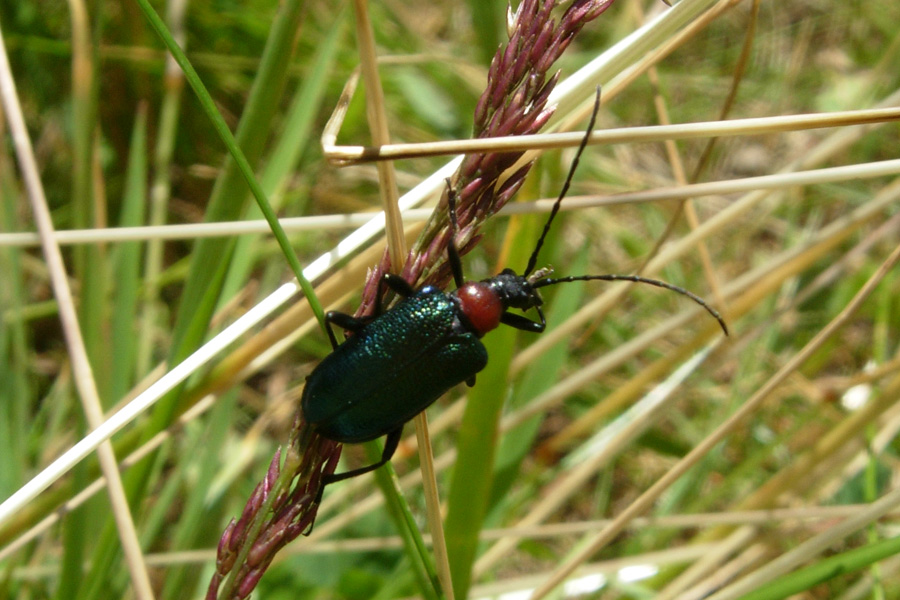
<box><xmin>1</xmin><ymin>0</ymin><xmax>899</xmax><ymax>598</ymax></box>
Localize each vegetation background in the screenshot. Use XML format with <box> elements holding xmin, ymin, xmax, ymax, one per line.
<box><xmin>1</xmin><ymin>0</ymin><xmax>899</xmax><ymax>598</ymax></box>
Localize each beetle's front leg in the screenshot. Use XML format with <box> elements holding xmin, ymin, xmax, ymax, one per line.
<box><xmin>324</xmin><ymin>311</ymin><xmax>370</xmax><ymax>350</ymax></box>
<box><xmin>374</xmin><ymin>273</ymin><xmax>415</xmax><ymax>315</ymax></box>
<box><xmin>326</xmin><ymin>272</ymin><xmax>416</xmax><ymax>348</ymax></box>
<box><xmin>500</xmin><ymin>306</ymin><xmax>546</xmax><ymax>333</ymax></box>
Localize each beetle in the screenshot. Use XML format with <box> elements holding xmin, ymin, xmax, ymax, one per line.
<box><xmin>302</xmin><ymin>94</ymin><xmax>728</xmax><ymax>487</ymax></box>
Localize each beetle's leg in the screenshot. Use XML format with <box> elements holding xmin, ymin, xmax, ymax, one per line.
<box><xmin>324</xmin><ymin>311</ymin><xmax>369</xmax><ymax>349</ymax></box>
<box><xmin>326</xmin><ymin>311</ymin><xmax>369</xmax><ymax>332</ymax></box>
<box><xmin>382</xmin><ymin>273</ymin><xmax>415</xmax><ymax>298</ymax></box>
<box><xmin>445</xmin><ymin>182</ymin><xmax>466</xmax><ymax>289</ymax></box>
<box><xmin>465</xmin><ymin>376</ymin><xmax>476</xmax><ymax>387</ymax></box>
<box><xmin>500</xmin><ymin>306</ymin><xmax>547</xmax><ymax>333</ymax></box>
<box><xmin>375</xmin><ymin>273</ymin><xmax>416</xmax><ymax>315</ymax></box>
<box><xmin>320</xmin><ymin>427</ymin><xmax>403</xmax><ymax>487</ymax></box>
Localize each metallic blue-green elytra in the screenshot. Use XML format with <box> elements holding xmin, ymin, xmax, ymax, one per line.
<box><xmin>302</xmin><ymin>286</ymin><xmax>488</xmax><ymax>444</ymax></box>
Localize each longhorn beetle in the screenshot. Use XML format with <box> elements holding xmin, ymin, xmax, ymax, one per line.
<box><xmin>302</xmin><ymin>91</ymin><xmax>728</xmax><ymax>488</ymax></box>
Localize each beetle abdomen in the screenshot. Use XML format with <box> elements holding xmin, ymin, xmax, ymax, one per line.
<box><xmin>302</xmin><ymin>288</ymin><xmax>488</xmax><ymax>443</ymax></box>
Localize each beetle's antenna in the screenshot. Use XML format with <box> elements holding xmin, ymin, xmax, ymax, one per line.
<box><xmin>523</xmin><ymin>86</ymin><xmax>601</xmax><ymax>277</ymax></box>
<box><xmin>531</xmin><ymin>273</ymin><xmax>729</xmax><ymax>335</ymax></box>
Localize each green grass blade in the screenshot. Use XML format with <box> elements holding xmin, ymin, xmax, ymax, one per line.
<box><xmin>465</xmin><ymin>0</ymin><xmax>503</xmax><ymax>65</ymax></box>
<box><xmin>133</xmin><ymin>0</ymin><xmax>325</xmax><ymax>379</ymax></box>
<box><xmin>109</xmin><ymin>107</ymin><xmax>148</xmax><ymax>403</ymax></box>
<box><xmin>490</xmin><ymin>238</ymin><xmax>588</xmax><ymax>508</ymax></box>
<box><xmin>69</xmin><ymin>4</ymin><xmax>110</xmax><ymax>406</ymax></box>
<box><xmin>222</xmin><ymin>8</ymin><xmax>348</xmax><ymax>300</ymax></box>
<box><xmin>160</xmin><ymin>394</ymin><xmax>235</xmax><ymax>599</ymax></box>
<box><xmin>738</xmin><ymin>534</ymin><xmax>900</xmax><ymax>600</ymax></box>
<box><xmin>444</xmin><ymin>205</ymin><xmax>548</xmax><ymax>599</ymax></box>
<box><xmin>136</xmin><ymin>0</ymin><xmax>186</xmax><ymax>380</ymax></box>
<box><xmin>0</xmin><ymin>155</ymin><xmax>31</xmax><ymax>497</ymax></box>
<box><xmin>366</xmin><ymin>442</ymin><xmax>443</xmax><ymax>600</ymax></box>
<box><xmin>445</xmin><ymin>321</ymin><xmax>516</xmax><ymax>599</ymax></box>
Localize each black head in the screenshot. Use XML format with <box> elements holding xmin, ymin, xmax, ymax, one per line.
<box><xmin>482</xmin><ymin>268</ymin><xmax>542</xmax><ymax>312</ymax></box>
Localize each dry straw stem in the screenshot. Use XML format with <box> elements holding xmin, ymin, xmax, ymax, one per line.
<box><xmin>0</xmin><ymin>18</ymin><xmax>155</xmax><ymax>600</ymax></box>
<box><xmin>0</xmin><ymin>388</ymin><xmax>214</xmax><ymax>563</ymax></box>
<box><xmin>1</xmin><ymin>158</ymin><xmax>898</xmax><ymax>249</ymax></box>
<box><xmin>9</xmin><ymin>504</ymin><xmax>897</xmax><ymax>577</ymax></box>
<box><xmin>324</xmin><ymin>107</ymin><xmax>900</xmax><ymax>163</ymax></box>
<box><xmin>664</xmin><ymin>342</ymin><xmax>900</xmax><ymax>599</ymax></box>
<box><xmin>701</xmin><ymin>273</ymin><xmax>900</xmax><ymax>600</ymax></box>
<box><xmin>529</xmin><ymin>218</ymin><xmax>900</xmax><ymax>599</ymax></box>
<box><xmin>348</xmin><ymin>0</ymin><xmax>450</xmax><ymax>592</ymax></box>
<box><xmin>296</xmin><ymin>504</ymin><xmax>900</xmax><ymax>554</ymax></box>
<box><xmin>504</xmin><ymin>175</ymin><xmax>900</xmax><ymax>597</ymax></box>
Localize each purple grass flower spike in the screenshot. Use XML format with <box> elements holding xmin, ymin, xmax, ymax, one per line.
<box><xmin>207</xmin><ymin>431</ymin><xmax>340</xmax><ymax>599</ymax></box>
<box><xmin>209</xmin><ymin>1</ymin><xmax>615</xmax><ymax>597</ymax></box>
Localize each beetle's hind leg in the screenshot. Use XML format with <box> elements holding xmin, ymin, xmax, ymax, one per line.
<box><xmin>319</xmin><ymin>427</ymin><xmax>403</xmax><ymax>488</ymax></box>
